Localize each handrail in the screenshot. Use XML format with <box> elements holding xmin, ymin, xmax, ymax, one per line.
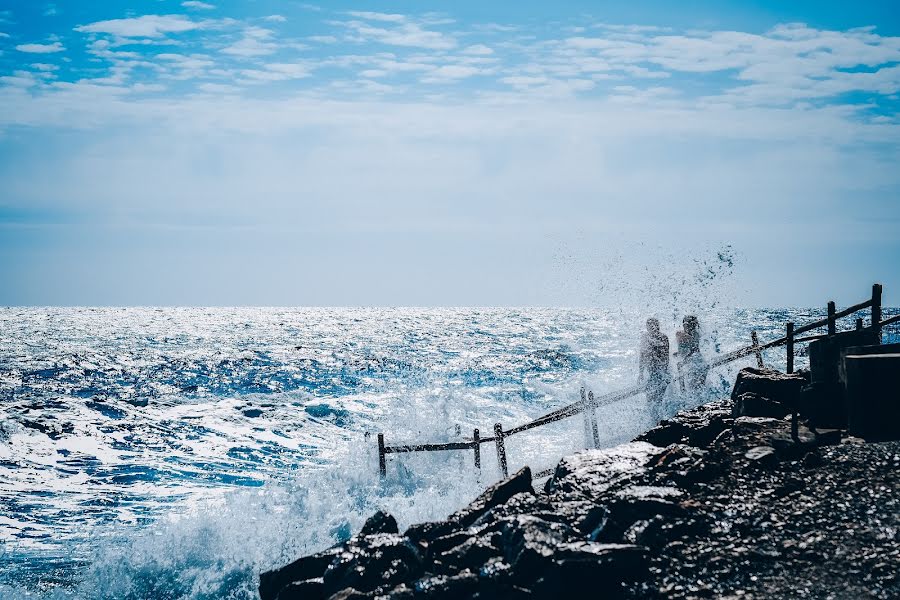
<box><xmin>376</xmin><ymin>283</ymin><xmax>887</xmax><ymax>478</ymax></box>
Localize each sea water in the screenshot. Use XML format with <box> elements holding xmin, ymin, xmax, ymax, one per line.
<box><xmin>1</xmin><ymin>306</ymin><xmax>897</xmax><ymax>599</ymax></box>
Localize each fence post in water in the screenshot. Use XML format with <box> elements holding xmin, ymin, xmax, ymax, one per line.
<box><xmin>872</xmin><ymin>283</ymin><xmax>882</xmax><ymax>343</ymax></box>
<box><xmin>493</xmin><ymin>423</ymin><xmax>508</xmax><ymax>478</ymax></box>
<box><xmin>751</xmin><ymin>331</ymin><xmax>764</xmax><ymax>369</ymax></box>
<box><xmin>786</xmin><ymin>322</ymin><xmax>795</xmax><ymax>374</ymax></box>
<box><xmin>588</xmin><ymin>390</ymin><xmax>600</xmax><ymax>449</ymax></box>
<box><xmin>473</xmin><ymin>428</ymin><xmax>481</xmax><ymax>470</ymax></box>
<box><xmin>827</xmin><ymin>301</ymin><xmax>836</xmax><ymax>336</ymax></box>
<box><xmin>377</xmin><ymin>433</ymin><xmax>387</xmax><ymax>478</ymax></box>
<box><xmin>580</xmin><ymin>388</ymin><xmax>592</xmax><ymax>448</ymax></box>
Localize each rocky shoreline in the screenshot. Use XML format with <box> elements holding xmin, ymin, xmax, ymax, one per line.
<box><xmin>259</xmin><ymin>368</ymin><xmax>899</xmax><ymax>599</ymax></box>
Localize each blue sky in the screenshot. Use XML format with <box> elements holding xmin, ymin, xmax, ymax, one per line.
<box><xmin>0</xmin><ymin>1</ymin><xmax>898</xmax><ymax>306</ymax></box>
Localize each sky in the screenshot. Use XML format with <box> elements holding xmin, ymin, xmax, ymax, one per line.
<box><xmin>0</xmin><ymin>1</ymin><xmax>898</xmax><ymax>307</ymax></box>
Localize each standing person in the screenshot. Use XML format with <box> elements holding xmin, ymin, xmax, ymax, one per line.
<box><xmin>676</xmin><ymin>315</ymin><xmax>707</xmax><ymax>390</ymax></box>
<box><xmin>639</xmin><ymin>318</ymin><xmax>670</xmax><ymax>422</ymax></box>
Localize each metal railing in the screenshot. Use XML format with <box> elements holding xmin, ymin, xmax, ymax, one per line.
<box><xmin>376</xmin><ymin>283</ymin><xmax>888</xmax><ymax>478</ymax></box>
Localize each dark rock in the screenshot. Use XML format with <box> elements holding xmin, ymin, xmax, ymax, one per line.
<box><xmin>731</xmin><ymin>367</ymin><xmax>806</xmax><ymax>409</ymax></box>
<box><xmin>412</xmin><ymin>571</ymin><xmax>479</xmax><ymax>598</ymax></box>
<box><xmin>814</xmin><ymin>428</ymin><xmax>842</xmax><ymax>447</ymax></box>
<box><xmin>325</xmin><ymin>589</ymin><xmax>367</xmax><ymax>600</ymax></box>
<box><xmin>636</xmin><ymin>400</ymin><xmax>732</xmax><ymax>449</ymax></box>
<box><xmin>500</xmin><ymin>515</ymin><xmax>580</xmax><ymax>579</ymax></box>
<box><xmin>322</xmin><ymin>534</ymin><xmax>423</xmax><ymax>596</ymax></box>
<box><xmin>438</xmin><ymin>532</ymin><xmax>502</xmax><ymax>573</ymax></box>
<box><xmin>243</xmin><ymin>408</ymin><xmax>264</xmax><ymax>418</ymax></box>
<box><xmin>745</xmin><ymin>445</ymin><xmax>777</xmax><ymax>466</ymax></box>
<box><xmin>360</xmin><ymin>510</ymin><xmax>398</xmax><ymax>536</ymax></box>
<box><xmin>275</xmin><ymin>577</ymin><xmax>324</xmax><ymax>600</ymax></box>
<box><xmin>545</xmin><ymin>442</ymin><xmax>661</xmax><ymax>503</ymax></box>
<box><xmin>531</xmin><ymin>543</ymin><xmax>649</xmax><ymax>598</ymax></box>
<box><xmin>404</xmin><ymin>521</ymin><xmax>452</xmax><ymax>546</ymax></box>
<box><xmin>451</xmin><ymin>467</ymin><xmax>534</xmax><ymax>529</ymax></box>
<box><xmin>593</xmin><ymin>486</ymin><xmax>686</xmax><ymax>542</ymax></box>
<box><xmin>733</xmin><ymin>392</ymin><xmax>790</xmax><ymax>419</ymax></box>
<box><xmin>648</xmin><ymin>444</ymin><xmax>721</xmax><ymax>485</ymax></box>
<box><xmin>260</xmin><ymin>547</ymin><xmax>343</xmax><ymax>600</ymax></box>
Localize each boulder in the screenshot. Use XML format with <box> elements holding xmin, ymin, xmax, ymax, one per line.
<box><xmin>259</xmin><ymin>546</ymin><xmax>343</xmax><ymax>600</ymax></box>
<box><xmin>544</xmin><ymin>442</ymin><xmax>661</xmax><ymax>502</ymax></box>
<box><xmin>733</xmin><ymin>392</ymin><xmax>790</xmax><ymax>419</ymax></box>
<box><xmin>730</xmin><ymin>367</ymin><xmax>806</xmax><ymax>410</ymax></box>
<box><xmin>274</xmin><ymin>577</ymin><xmax>323</xmax><ymax>600</ymax></box>
<box><xmin>636</xmin><ymin>400</ymin><xmax>732</xmax><ymax>448</ymax></box>
<box><xmin>359</xmin><ymin>510</ymin><xmax>398</xmax><ymax>536</ymax></box>
<box><xmin>322</xmin><ymin>534</ymin><xmax>423</xmax><ymax>597</ymax></box>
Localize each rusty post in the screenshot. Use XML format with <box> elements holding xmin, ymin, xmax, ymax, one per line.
<box><xmin>751</xmin><ymin>331</ymin><xmax>764</xmax><ymax>369</ymax></box>
<box><xmin>493</xmin><ymin>423</ymin><xmax>508</xmax><ymax>478</ymax></box>
<box><xmin>827</xmin><ymin>301</ymin><xmax>836</xmax><ymax>336</ymax></box>
<box><xmin>377</xmin><ymin>433</ymin><xmax>386</xmax><ymax>478</ymax></box>
<box><xmin>786</xmin><ymin>322</ymin><xmax>795</xmax><ymax>374</ymax></box>
<box><xmin>588</xmin><ymin>390</ymin><xmax>600</xmax><ymax>448</ymax></box>
<box><xmin>473</xmin><ymin>428</ymin><xmax>481</xmax><ymax>470</ymax></box>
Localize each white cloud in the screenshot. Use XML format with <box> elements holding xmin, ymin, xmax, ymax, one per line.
<box><xmin>182</xmin><ymin>1</ymin><xmax>215</xmax><ymax>9</ymax></box>
<box><xmin>222</xmin><ymin>27</ymin><xmax>277</xmax><ymax>57</ymax></box>
<box><xmin>31</xmin><ymin>63</ymin><xmax>59</xmax><ymax>71</ymax></box>
<box><xmin>309</xmin><ymin>35</ymin><xmax>337</xmax><ymax>44</ymax></box>
<box><xmin>197</xmin><ymin>82</ymin><xmax>241</xmax><ymax>94</ymax></box>
<box><xmin>75</xmin><ymin>15</ymin><xmax>204</xmax><ymax>38</ymax></box>
<box><xmin>346</xmin><ymin>11</ymin><xmax>406</xmax><ymax>23</ymax></box>
<box><xmin>422</xmin><ymin>65</ymin><xmax>481</xmax><ymax>83</ymax></box>
<box><xmin>462</xmin><ymin>44</ymin><xmax>493</xmax><ymax>56</ymax></box>
<box><xmin>0</xmin><ymin>32</ymin><xmax>12</xmax><ymax>38</ymax></box>
<box><xmin>16</xmin><ymin>42</ymin><xmax>65</xmax><ymax>53</ymax></box>
<box><xmin>263</xmin><ymin>15</ymin><xmax>287</xmax><ymax>23</ymax></box>
<box><xmin>336</xmin><ymin>16</ymin><xmax>456</xmax><ymax>50</ymax></box>
<box><xmin>43</xmin><ymin>3</ymin><xmax>59</xmax><ymax>16</ymax></box>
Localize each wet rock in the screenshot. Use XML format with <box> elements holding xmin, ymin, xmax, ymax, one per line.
<box><xmin>593</xmin><ymin>486</ymin><xmax>686</xmax><ymax>542</ymax></box>
<box><xmin>453</xmin><ymin>467</ymin><xmax>534</xmax><ymax>528</ymax></box>
<box><xmin>545</xmin><ymin>442</ymin><xmax>660</xmax><ymax>503</ymax></box>
<box><xmin>326</xmin><ymin>589</ymin><xmax>367</xmax><ymax>600</ymax></box>
<box><xmin>731</xmin><ymin>367</ymin><xmax>806</xmax><ymax>409</ymax></box>
<box><xmin>322</xmin><ymin>534</ymin><xmax>423</xmax><ymax>597</ymax></box>
<box><xmin>733</xmin><ymin>392</ymin><xmax>790</xmax><ymax>419</ymax></box>
<box><xmin>531</xmin><ymin>543</ymin><xmax>649</xmax><ymax>598</ymax></box>
<box><xmin>745</xmin><ymin>445</ymin><xmax>777</xmax><ymax>466</ymax></box>
<box><xmin>636</xmin><ymin>400</ymin><xmax>732</xmax><ymax>449</ymax></box>
<box><xmin>360</xmin><ymin>510</ymin><xmax>398</xmax><ymax>536</ymax></box>
<box><xmin>412</xmin><ymin>571</ymin><xmax>479</xmax><ymax>598</ymax></box>
<box><xmin>275</xmin><ymin>577</ymin><xmax>324</xmax><ymax>600</ymax></box>
<box><xmin>259</xmin><ymin>547</ymin><xmax>343</xmax><ymax>600</ymax></box>
<box><xmin>648</xmin><ymin>444</ymin><xmax>721</xmax><ymax>486</ymax></box>
<box><xmin>437</xmin><ymin>532</ymin><xmax>502</xmax><ymax>574</ymax></box>
<box><xmin>242</xmin><ymin>408</ymin><xmax>264</xmax><ymax>418</ymax></box>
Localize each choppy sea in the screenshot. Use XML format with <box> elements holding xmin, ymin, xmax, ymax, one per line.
<box><xmin>1</xmin><ymin>306</ymin><xmax>897</xmax><ymax>599</ymax></box>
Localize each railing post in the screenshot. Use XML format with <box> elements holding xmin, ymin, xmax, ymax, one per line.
<box><xmin>786</xmin><ymin>322</ymin><xmax>795</xmax><ymax>374</ymax></box>
<box><xmin>473</xmin><ymin>428</ymin><xmax>481</xmax><ymax>470</ymax></box>
<box><xmin>751</xmin><ymin>330</ymin><xmax>764</xmax><ymax>368</ymax></box>
<box><xmin>872</xmin><ymin>283</ymin><xmax>882</xmax><ymax>343</ymax></box>
<box><xmin>580</xmin><ymin>388</ymin><xmax>591</xmax><ymax>447</ymax></box>
<box><xmin>493</xmin><ymin>423</ymin><xmax>508</xmax><ymax>478</ymax></box>
<box><xmin>377</xmin><ymin>433</ymin><xmax>386</xmax><ymax>478</ymax></box>
<box><xmin>588</xmin><ymin>390</ymin><xmax>600</xmax><ymax>448</ymax></box>
<box><xmin>856</xmin><ymin>318</ymin><xmax>863</xmax><ymax>331</ymax></box>
<box><xmin>827</xmin><ymin>301</ymin><xmax>836</xmax><ymax>336</ymax></box>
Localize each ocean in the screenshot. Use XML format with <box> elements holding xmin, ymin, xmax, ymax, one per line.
<box><xmin>1</xmin><ymin>306</ymin><xmax>897</xmax><ymax>599</ymax></box>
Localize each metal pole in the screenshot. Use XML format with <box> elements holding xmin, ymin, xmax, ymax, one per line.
<box><xmin>580</xmin><ymin>388</ymin><xmax>592</xmax><ymax>448</ymax></box>
<box><xmin>856</xmin><ymin>318</ymin><xmax>863</xmax><ymax>331</ymax></box>
<box><xmin>786</xmin><ymin>322</ymin><xmax>795</xmax><ymax>374</ymax></box>
<box><xmin>473</xmin><ymin>428</ymin><xmax>481</xmax><ymax>470</ymax></box>
<box><xmin>872</xmin><ymin>283</ymin><xmax>882</xmax><ymax>344</ymax></box>
<box><xmin>588</xmin><ymin>390</ymin><xmax>600</xmax><ymax>448</ymax></box>
<box><xmin>493</xmin><ymin>423</ymin><xmax>508</xmax><ymax>478</ymax></box>
<box><xmin>377</xmin><ymin>433</ymin><xmax>386</xmax><ymax>478</ymax></box>
<box><xmin>827</xmin><ymin>301</ymin><xmax>836</xmax><ymax>336</ymax></box>
<box><xmin>751</xmin><ymin>331</ymin><xmax>764</xmax><ymax>368</ymax></box>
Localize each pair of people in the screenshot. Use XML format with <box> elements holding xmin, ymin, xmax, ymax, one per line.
<box><xmin>639</xmin><ymin>316</ymin><xmax>706</xmax><ymax>421</ymax></box>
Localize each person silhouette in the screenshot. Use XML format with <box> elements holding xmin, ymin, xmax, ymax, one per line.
<box><xmin>676</xmin><ymin>315</ymin><xmax>707</xmax><ymax>390</ymax></box>
<box><xmin>639</xmin><ymin>318</ymin><xmax>670</xmax><ymax>422</ymax></box>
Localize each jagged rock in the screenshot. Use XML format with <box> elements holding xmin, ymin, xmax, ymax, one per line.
<box><xmin>275</xmin><ymin>577</ymin><xmax>324</xmax><ymax>600</ymax></box>
<box><xmin>733</xmin><ymin>391</ymin><xmax>790</xmax><ymax>419</ymax></box>
<box><xmin>406</xmin><ymin>467</ymin><xmax>534</xmax><ymax>545</ymax></box>
<box><xmin>411</xmin><ymin>571</ymin><xmax>479</xmax><ymax>598</ymax></box>
<box><xmin>360</xmin><ymin>510</ymin><xmax>398</xmax><ymax>536</ymax></box>
<box><xmin>259</xmin><ymin>546</ymin><xmax>343</xmax><ymax>600</ymax></box>
<box><xmin>636</xmin><ymin>400</ymin><xmax>732</xmax><ymax>448</ymax></box>
<box><xmin>593</xmin><ymin>486</ymin><xmax>687</xmax><ymax>542</ymax></box>
<box><xmin>648</xmin><ymin>444</ymin><xmax>721</xmax><ymax>485</ymax></box>
<box><xmin>545</xmin><ymin>442</ymin><xmax>661</xmax><ymax>503</ymax></box>
<box><xmin>437</xmin><ymin>532</ymin><xmax>502</xmax><ymax>574</ymax></box>
<box><xmin>326</xmin><ymin>589</ymin><xmax>367</xmax><ymax>600</ymax></box>
<box><xmin>531</xmin><ymin>543</ymin><xmax>649</xmax><ymax>598</ymax></box>
<box><xmin>322</xmin><ymin>534</ymin><xmax>423</xmax><ymax>597</ymax></box>
<box><xmin>745</xmin><ymin>445</ymin><xmax>777</xmax><ymax>466</ymax></box>
<box><xmin>731</xmin><ymin>367</ymin><xmax>806</xmax><ymax>409</ymax></box>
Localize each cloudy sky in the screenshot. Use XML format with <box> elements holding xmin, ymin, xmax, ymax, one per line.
<box><xmin>0</xmin><ymin>1</ymin><xmax>898</xmax><ymax>306</ymax></box>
